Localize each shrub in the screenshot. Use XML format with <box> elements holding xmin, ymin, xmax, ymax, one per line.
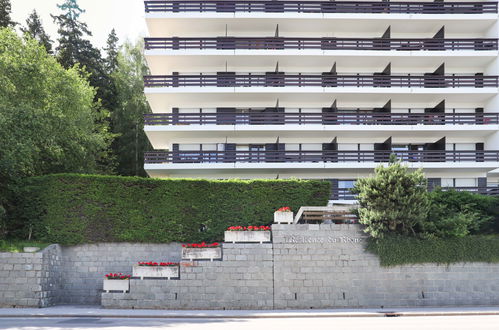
<box><xmin>12</xmin><ymin>174</ymin><xmax>329</xmax><ymax>245</ymax></box>
<box><xmin>352</xmin><ymin>160</ymin><xmax>430</xmax><ymax>238</ymax></box>
<box><xmin>423</xmin><ymin>189</ymin><xmax>498</xmax><ymax>237</ymax></box>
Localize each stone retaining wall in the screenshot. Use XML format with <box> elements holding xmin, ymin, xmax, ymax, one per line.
<box><xmin>2</xmin><ymin>225</ymin><xmax>499</xmax><ymax>308</ymax></box>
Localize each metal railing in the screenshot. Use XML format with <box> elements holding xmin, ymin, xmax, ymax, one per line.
<box><xmin>144</xmin><ymin>112</ymin><xmax>499</xmax><ymax>125</ymax></box>
<box><xmin>145</xmin><ymin>37</ymin><xmax>498</xmax><ymax>51</ymax></box>
<box><xmin>144</xmin><ymin>1</ymin><xmax>498</xmax><ymax>14</ymax></box>
<box><xmin>144</xmin><ymin>74</ymin><xmax>499</xmax><ymax>88</ymax></box>
<box><xmin>144</xmin><ymin>150</ymin><xmax>499</xmax><ymax>164</ymax></box>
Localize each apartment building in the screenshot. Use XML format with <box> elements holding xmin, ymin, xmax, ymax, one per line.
<box><xmin>143</xmin><ymin>0</ymin><xmax>499</xmax><ymax>200</ymax></box>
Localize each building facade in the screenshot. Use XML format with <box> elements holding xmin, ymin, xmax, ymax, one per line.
<box><xmin>143</xmin><ymin>0</ymin><xmax>499</xmax><ymax>200</ymax></box>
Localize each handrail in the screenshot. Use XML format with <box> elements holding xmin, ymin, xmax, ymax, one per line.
<box><xmin>144</xmin><ymin>1</ymin><xmax>498</xmax><ymax>14</ymax></box>
<box><xmin>144</xmin><ymin>74</ymin><xmax>499</xmax><ymax>88</ymax></box>
<box><xmin>144</xmin><ymin>150</ymin><xmax>499</xmax><ymax>164</ymax></box>
<box><xmin>144</xmin><ymin>37</ymin><xmax>498</xmax><ymax>51</ymax></box>
<box><xmin>144</xmin><ymin>112</ymin><xmax>499</xmax><ymax>125</ymax></box>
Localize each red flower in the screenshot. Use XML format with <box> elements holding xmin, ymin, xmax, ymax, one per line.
<box><xmin>277</xmin><ymin>206</ymin><xmax>291</xmax><ymax>212</ymax></box>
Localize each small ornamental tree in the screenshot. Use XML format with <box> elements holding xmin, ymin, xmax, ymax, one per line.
<box><xmin>352</xmin><ymin>157</ymin><xmax>430</xmax><ymax>238</ymax></box>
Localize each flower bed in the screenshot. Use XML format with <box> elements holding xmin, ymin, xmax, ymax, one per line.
<box><xmin>181</xmin><ymin>242</ymin><xmax>222</xmax><ymax>261</ymax></box>
<box><xmin>274</xmin><ymin>207</ymin><xmax>294</xmax><ymax>224</ymax></box>
<box><xmin>103</xmin><ymin>273</ymin><xmax>130</xmax><ymax>293</ymax></box>
<box><xmin>225</xmin><ymin>225</ymin><xmax>272</xmax><ymax>243</ymax></box>
<box><xmin>133</xmin><ymin>262</ymin><xmax>180</xmax><ymax>280</ymax></box>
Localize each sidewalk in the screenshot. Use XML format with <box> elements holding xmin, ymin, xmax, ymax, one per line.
<box><xmin>1</xmin><ymin>305</ymin><xmax>499</xmax><ymax>318</ymax></box>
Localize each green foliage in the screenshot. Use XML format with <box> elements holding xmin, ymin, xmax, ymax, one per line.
<box><xmin>21</xmin><ymin>10</ymin><xmax>53</xmax><ymax>54</ymax></box>
<box><xmin>366</xmin><ymin>234</ymin><xmax>499</xmax><ymax>266</ymax></box>
<box><xmin>352</xmin><ymin>161</ymin><xmax>430</xmax><ymax>238</ymax></box>
<box><xmin>111</xmin><ymin>40</ymin><xmax>152</xmax><ymax>176</ymax></box>
<box><xmin>0</xmin><ymin>240</ymin><xmax>50</xmax><ymax>253</ymax></box>
<box><xmin>423</xmin><ymin>189</ymin><xmax>498</xmax><ymax>237</ymax></box>
<box><xmin>13</xmin><ymin>174</ymin><xmax>330</xmax><ymax>245</ymax></box>
<box><xmin>0</xmin><ymin>28</ymin><xmax>114</xmax><ymax>237</ymax></box>
<box><xmin>0</xmin><ymin>0</ymin><xmax>15</xmax><ymax>28</ymax></box>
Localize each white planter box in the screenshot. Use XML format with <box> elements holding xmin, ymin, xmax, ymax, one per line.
<box><xmin>224</xmin><ymin>231</ymin><xmax>271</xmax><ymax>243</ymax></box>
<box><xmin>103</xmin><ymin>279</ymin><xmax>129</xmax><ymax>293</ymax></box>
<box><xmin>182</xmin><ymin>247</ymin><xmax>222</xmax><ymax>261</ymax></box>
<box><xmin>132</xmin><ymin>265</ymin><xmax>179</xmax><ymax>280</ymax></box>
<box><xmin>274</xmin><ymin>211</ymin><xmax>294</xmax><ymax>224</ymax></box>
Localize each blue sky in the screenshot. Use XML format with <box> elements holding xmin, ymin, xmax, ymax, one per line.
<box><xmin>11</xmin><ymin>0</ymin><xmax>148</xmax><ymax>48</ymax></box>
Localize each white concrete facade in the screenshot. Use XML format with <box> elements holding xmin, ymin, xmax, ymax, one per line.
<box><xmin>142</xmin><ymin>1</ymin><xmax>499</xmax><ymax>199</ymax></box>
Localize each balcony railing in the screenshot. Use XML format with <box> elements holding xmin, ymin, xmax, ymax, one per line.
<box><xmin>144</xmin><ymin>112</ymin><xmax>499</xmax><ymax>126</ymax></box>
<box><xmin>144</xmin><ymin>150</ymin><xmax>499</xmax><ymax>164</ymax></box>
<box><xmin>144</xmin><ymin>1</ymin><xmax>498</xmax><ymax>14</ymax></box>
<box><xmin>144</xmin><ymin>37</ymin><xmax>498</xmax><ymax>51</ymax></box>
<box><xmin>144</xmin><ymin>74</ymin><xmax>499</xmax><ymax>88</ymax></box>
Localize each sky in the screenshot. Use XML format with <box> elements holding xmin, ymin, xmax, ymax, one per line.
<box><xmin>11</xmin><ymin>0</ymin><xmax>148</xmax><ymax>49</ymax></box>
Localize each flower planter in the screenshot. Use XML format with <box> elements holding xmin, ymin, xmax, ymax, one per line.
<box><xmin>224</xmin><ymin>230</ymin><xmax>271</xmax><ymax>243</ymax></box>
<box><xmin>182</xmin><ymin>247</ymin><xmax>222</xmax><ymax>261</ymax></box>
<box><xmin>132</xmin><ymin>265</ymin><xmax>179</xmax><ymax>280</ymax></box>
<box><xmin>274</xmin><ymin>211</ymin><xmax>294</xmax><ymax>224</ymax></box>
<box><xmin>103</xmin><ymin>279</ymin><xmax>129</xmax><ymax>293</ymax></box>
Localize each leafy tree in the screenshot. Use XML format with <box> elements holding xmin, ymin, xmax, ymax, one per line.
<box><xmin>21</xmin><ymin>10</ymin><xmax>53</xmax><ymax>54</ymax></box>
<box><xmin>0</xmin><ymin>28</ymin><xmax>113</xmax><ymax>237</ymax></box>
<box><xmin>111</xmin><ymin>40</ymin><xmax>153</xmax><ymax>176</ymax></box>
<box><xmin>352</xmin><ymin>158</ymin><xmax>430</xmax><ymax>238</ymax></box>
<box><xmin>0</xmin><ymin>0</ymin><xmax>15</xmax><ymax>28</ymax></box>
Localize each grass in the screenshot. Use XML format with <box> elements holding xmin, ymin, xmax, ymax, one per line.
<box><xmin>366</xmin><ymin>234</ymin><xmax>499</xmax><ymax>267</ymax></box>
<box><xmin>0</xmin><ymin>240</ymin><xmax>51</xmax><ymax>253</ymax></box>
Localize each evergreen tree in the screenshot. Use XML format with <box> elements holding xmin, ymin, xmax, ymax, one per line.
<box><xmin>21</xmin><ymin>10</ymin><xmax>53</xmax><ymax>54</ymax></box>
<box><xmin>100</xmin><ymin>29</ymin><xmax>119</xmax><ymax>113</ymax></box>
<box><xmin>352</xmin><ymin>158</ymin><xmax>430</xmax><ymax>238</ymax></box>
<box><xmin>104</xmin><ymin>29</ymin><xmax>119</xmax><ymax>73</ymax></box>
<box><xmin>51</xmin><ymin>0</ymin><xmax>107</xmax><ymax>102</ymax></box>
<box><xmin>0</xmin><ymin>0</ymin><xmax>15</xmax><ymax>28</ymax></box>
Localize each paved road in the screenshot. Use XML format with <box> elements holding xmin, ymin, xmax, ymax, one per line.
<box><xmin>1</xmin><ymin>315</ymin><xmax>499</xmax><ymax>330</ymax></box>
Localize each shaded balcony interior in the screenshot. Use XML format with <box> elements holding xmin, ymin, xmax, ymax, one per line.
<box><xmin>144</xmin><ymin>1</ymin><xmax>498</xmax><ymax>15</ymax></box>
<box><xmin>144</xmin><ymin>100</ymin><xmax>498</xmax><ymax>125</ymax></box>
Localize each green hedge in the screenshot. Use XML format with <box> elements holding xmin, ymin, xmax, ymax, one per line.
<box><xmin>366</xmin><ymin>234</ymin><xmax>499</xmax><ymax>266</ymax></box>
<box><xmin>14</xmin><ymin>174</ymin><xmax>330</xmax><ymax>245</ymax></box>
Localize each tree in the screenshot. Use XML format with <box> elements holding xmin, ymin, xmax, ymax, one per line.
<box><xmin>0</xmin><ymin>0</ymin><xmax>15</xmax><ymax>28</ymax></box>
<box><xmin>21</xmin><ymin>10</ymin><xmax>53</xmax><ymax>54</ymax></box>
<box><xmin>111</xmin><ymin>40</ymin><xmax>153</xmax><ymax>176</ymax></box>
<box><xmin>51</xmin><ymin>0</ymin><xmax>107</xmax><ymax>102</ymax></box>
<box><xmin>0</xmin><ymin>28</ymin><xmax>113</xmax><ymax>236</ymax></box>
<box><xmin>100</xmin><ymin>29</ymin><xmax>119</xmax><ymax>114</ymax></box>
<box><xmin>352</xmin><ymin>157</ymin><xmax>430</xmax><ymax>238</ymax></box>
<box><xmin>104</xmin><ymin>29</ymin><xmax>119</xmax><ymax>73</ymax></box>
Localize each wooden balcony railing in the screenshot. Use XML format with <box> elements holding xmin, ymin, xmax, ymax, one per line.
<box><xmin>144</xmin><ymin>112</ymin><xmax>499</xmax><ymax>126</ymax></box>
<box><xmin>144</xmin><ymin>1</ymin><xmax>498</xmax><ymax>14</ymax></box>
<box><xmin>144</xmin><ymin>150</ymin><xmax>499</xmax><ymax>164</ymax></box>
<box><xmin>144</xmin><ymin>74</ymin><xmax>499</xmax><ymax>88</ymax></box>
<box><xmin>144</xmin><ymin>37</ymin><xmax>498</xmax><ymax>51</ymax></box>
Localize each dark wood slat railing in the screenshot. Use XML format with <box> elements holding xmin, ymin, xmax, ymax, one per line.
<box><xmin>332</xmin><ymin>185</ymin><xmax>499</xmax><ymax>199</ymax></box>
<box><xmin>144</xmin><ymin>112</ymin><xmax>499</xmax><ymax>125</ymax></box>
<box><xmin>144</xmin><ymin>150</ymin><xmax>499</xmax><ymax>164</ymax></box>
<box><xmin>144</xmin><ymin>37</ymin><xmax>498</xmax><ymax>51</ymax></box>
<box><xmin>144</xmin><ymin>74</ymin><xmax>499</xmax><ymax>88</ymax></box>
<box><xmin>144</xmin><ymin>1</ymin><xmax>498</xmax><ymax>14</ymax></box>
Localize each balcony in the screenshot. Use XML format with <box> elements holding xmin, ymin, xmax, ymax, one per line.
<box><xmin>144</xmin><ymin>73</ymin><xmax>499</xmax><ymax>88</ymax></box>
<box><xmin>144</xmin><ymin>37</ymin><xmax>498</xmax><ymax>51</ymax></box>
<box><xmin>144</xmin><ymin>150</ymin><xmax>499</xmax><ymax>164</ymax></box>
<box><xmin>144</xmin><ymin>112</ymin><xmax>499</xmax><ymax>126</ymax></box>
<box><xmin>144</xmin><ymin>1</ymin><xmax>498</xmax><ymax>14</ymax></box>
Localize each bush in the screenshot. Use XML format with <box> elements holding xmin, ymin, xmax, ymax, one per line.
<box><xmin>423</xmin><ymin>189</ymin><xmax>499</xmax><ymax>237</ymax></box>
<box><xmin>12</xmin><ymin>174</ymin><xmax>329</xmax><ymax>245</ymax></box>
<box><xmin>352</xmin><ymin>160</ymin><xmax>430</xmax><ymax>238</ymax></box>
<box><xmin>366</xmin><ymin>234</ymin><xmax>499</xmax><ymax>266</ymax></box>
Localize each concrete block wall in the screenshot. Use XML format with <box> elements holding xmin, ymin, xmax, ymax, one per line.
<box><xmin>59</xmin><ymin>243</ymin><xmax>182</xmax><ymax>305</ymax></box>
<box><xmin>272</xmin><ymin>224</ymin><xmax>499</xmax><ymax>308</ymax></box>
<box><xmin>0</xmin><ymin>244</ymin><xmax>62</xmax><ymax>307</ymax></box>
<box><xmin>102</xmin><ymin>243</ymin><xmax>274</xmax><ymax>309</ymax></box>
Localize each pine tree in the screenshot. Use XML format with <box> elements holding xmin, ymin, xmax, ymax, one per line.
<box><xmin>0</xmin><ymin>0</ymin><xmax>16</xmax><ymax>28</ymax></box>
<box><xmin>104</xmin><ymin>29</ymin><xmax>119</xmax><ymax>73</ymax></box>
<box><xmin>100</xmin><ymin>29</ymin><xmax>119</xmax><ymax>113</ymax></box>
<box><xmin>52</xmin><ymin>0</ymin><xmax>107</xmax><ymax>102</ymax></box>
<box><xmin>21</xmin><ymin>10</ymin><xmax>53</xmax><ymax>54</ymax></box>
